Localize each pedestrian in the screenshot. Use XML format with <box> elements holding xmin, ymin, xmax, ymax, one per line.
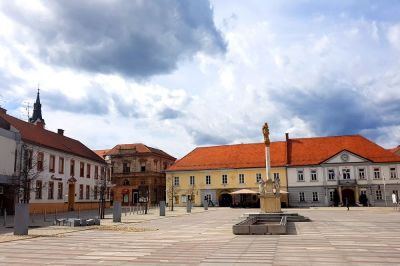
<box><xmin>345</xmin><ymin>197</ymin><xmax>349</xmax><ymax>211</ymax></box>
<box><xmin>392</xmin><ymin>192</ymin><xmax>397</xmax><ymax>211</ymax></box>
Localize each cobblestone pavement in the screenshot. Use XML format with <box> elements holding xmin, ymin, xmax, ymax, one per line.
<box><xmin>1</xmin><ymin>207</ymin><xmax>400</xmax><ymax>265</ymax></box>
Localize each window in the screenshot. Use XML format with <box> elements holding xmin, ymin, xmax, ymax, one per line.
<box><xmin>57</xmin><ymin>182</ymin><xmax>63</xmax><ymax>199</ymax></box>
<box><xmin>205</xmin><ymin>194</ymin><xmax>211</xmax><ymax>202</ymax></box>
<box><xmin>222</xmin><ymin>174</ymin><xmax>228</xmax><ymax>184</ymax></box>
<box><xmin>49</xmin><ymin>155</ymin><xmax>55</xmax><ymax>173</ymax></box>
<box><xmin>58</xmin><ymin>157</ymin><xmax>64</xmax><ymax>174</ymax></box>
<box><xmin>95</xmin><ymin>166</ymin><xmax>99</xmax><ymax>179</ymax></box>
<box><xmin>141</xmin><ymin>165</ymin><xmax>146</xmax><ymax>172</ymax></box>
<box><xmin>297</xmin><ymin>170</ymin><xmax>304</xmax><ymax>181</ymax></box>
<box><xmin>360</xmin><ymin>190</ymin><xmax>367</xmax><ymax>196</ymax></box>
<box><xmin>70</xmin><ymin>160</ymin><xmax>75</xmax><ymax>177</ymax></box>
<box><xmin>174</xmin><ymin>176</ymin><xmax>180</xmax><ymax>186</ymax></box>
<box><xmin>390</xmin><ymin>167</ymin><xmax>397</xmax><ymax>179</ymax></box>
<box><xmin>48</xmin><ymin>181</ymin><xmax>54</xmax><ymax>199</ymax></box>
<box><xmin>123</xmin><ymin>162</ymin><xmax>130</xmax><ymax>173</ymax></box>
<box><xmin>206</xmin><ymin>175</ymin><xmax>211</xmax><ymax>185</ymax></box>
<box><xmin>86</xmin><ymin>185</ymin><xmax>90</xmax><ymax>199</ymax></box>
<box><xmin>328</xmin><ymin>169</ymin><xmax>335</xmax><ymax>180</ymax></box>
<box><xmin>181</xmin><ymin>195</ymin><xmax>187</xmax><ymax>203</ymax></box>
<box><xmin>123</xmin><ymin>179</ymin><xmax>130</xmax><ymax>186</ymax></box>
<box><xmin>342</xmin><ymin>169</ymin><xmax>350</xmax><ymax>179</ymax></box>
<box><xmin>239</xmin><ymin>174</ymin><xmax>244</xmax><ymax>184</ymax></box>
<box><xmin>310</xmin><ymin>170</ymin><xmax>317</xmax><ymax>181</ymax></box>
<box><xmin>329</xmin><ymin>190</ymin><xmax>335</xmax><ymax>202</ymax></box>
<box><xmin>94</xmin><ymin>186</ymin><xmax>98</xmax><ymax>200</ymax></box>
<box><xmin>37</xmin><ymin>152</ymin><xmax>44</xmax><ymax>171</ymax></box>
<box><xmin>86</xmin><ymin>164</ymin><xmax>91</xmax><ymax>178</ymax></box>
<box><xmin>273</xmin><ymin>173</ymin><xmax>280</xmax><ymax>181</ymax></box>
<box><xmin>190</xmin><ymin>176</ymin><xmax>195</xmax><ymax>186</ymax></box>
<box><xmin>376</xmin><ymin>190</ymin><xmax>382</xmax><ymax>200</ymax></box>
<box><xmin>312</xmin><ymin>192</ymin><xmax>319</xmax><ymax>202</ymax></box>
<box><xmin>25</xmin><ymin>149</ymin><xmax>33</xmax><ymax>169</ymax></box>
<box><xmin>358</xmin><ymin>168</ymin><xmax>365</xmax><ymax>180</ymax></box>
<box><xmin>256</xmin><ymin>173</ymin><xmax>262</xmax><ymax>183</ymax></box>
<box><xmin>373</xmin><ymin>168</ymin><xmax>381</xmax><ymax>179</ymax></box>
<box><xmin>35</xmin><ymin>180</ymin><xmax>42</xmax><ymax>199</ymax></box>
<box><xmin>299</xmin><ymin>192</ymin><xmax>305</xmax><ymax>202</ymax></box>
<box><xmin>80</xmin><ymin>162</ymin><xmax>84</xmax><ymax>177</ymax></box>
<box><xmin>79</xmin><ymin>184</ymin><xmax>83</xmax><ymax>199</ymax></box>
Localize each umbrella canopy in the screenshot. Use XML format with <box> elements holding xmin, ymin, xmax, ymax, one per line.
<box><xmin>230</xmin><ymin>189</ymin><xmax>259</xmax><ymax>195</ymax></box>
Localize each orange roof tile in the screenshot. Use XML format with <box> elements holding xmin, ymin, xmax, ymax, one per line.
<box><xmin>288</xmin><ymin>135</ymin><xmax>400</xmax><ymax>166</ymax></box>
<box><xmin>94</xmin><ymin>149</ymin><xmax>109</xmax><ymax>159</ymax></box>
<box><xmin>0</xmin><ymin>112</ymin><xmax>105</xmax><ymax>164</ymax></box>
<box><xmin>167</xmin><ymin>142</ymin><xmax>287</xmax><ymax>171</ymax></box>
<box><xmin>388</xmin><ymin>146</ymin><xmax>400</xmax><ymax>155</ymax></box>
<box><xmin>167</xmin><ymin>135</ymin><xmax>400</xmax><ymax>171</ymax></box>
<box><xmin>106</xmin><ymin>143</ymin><xmax>176</xmax><ymax>160</ymax></box>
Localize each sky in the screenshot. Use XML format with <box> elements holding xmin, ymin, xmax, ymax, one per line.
<box><xmin>0</xmin><ymin>0</ymin><xmax>400</xmax><ymax>158</ymax></box>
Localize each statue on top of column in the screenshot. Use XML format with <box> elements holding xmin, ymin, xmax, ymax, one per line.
<box><xmin>262</xmin><ymin>122</ymin><xmax>270</xmax><ymax>146</ymax></box>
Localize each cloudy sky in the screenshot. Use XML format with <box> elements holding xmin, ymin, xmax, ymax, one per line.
<box><xmin>1</xmin><ymin>0</ymin><xmax>400</xmax><ymax>158</ymax></box>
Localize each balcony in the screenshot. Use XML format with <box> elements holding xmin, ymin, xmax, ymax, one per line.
<box><xmin>339</xmin><ymin>179</ymin><xmax>357</xmax><ymax>186</ymax></box>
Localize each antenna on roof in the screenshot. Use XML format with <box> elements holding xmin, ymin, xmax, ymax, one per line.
<box><xmin>22</xmin><ymin>101</ymin><xmax>31</xmax><ymax>122</ymax></box>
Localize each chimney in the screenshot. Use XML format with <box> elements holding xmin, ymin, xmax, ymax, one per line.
<box><xmin>57</xmin><ymin>129</ymin><xmax>64</xmax><ymax>135</ymax></box>
<box><xmin>0</xmin><ymin>107</ymin><xmax>6</xmax><ymax>114</ymax></box>
<box><xmin>285</xmin><ymin>132</ymin><xmax>290</xmax><ymax>165</ymax></box>
<box><xmin>35</xmin><ymin>121</ymin><xmax>45</xmax><ymax>129</ymax></box>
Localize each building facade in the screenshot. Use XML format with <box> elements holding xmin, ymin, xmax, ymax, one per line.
<box><xmin>286</xmin><ymin>135</ymin><xmax>400</xmax><ymax>207</ymax></box>
<box><xmin>166</xmin><ymin>143</ymin><xmax>289</xmax><ymax>207</ymax></box>
<box><xmin>0</xmin><ymin>111</ymin><xmax>20</xmax><ymax>214</ymax></box>
<box><xmin>167</xmin><ymin>134</ymin><xmax>400</xmax><ymax>208</ymax></box>
<box><xmin>0</xmin><ymin>92</ymin><xmax>111</xmax><ymax>213</ymax></box>
<box><xmin>96</xmin><ymin>144</ymin><xmax>175</xmax><ymax>206</ymax></box>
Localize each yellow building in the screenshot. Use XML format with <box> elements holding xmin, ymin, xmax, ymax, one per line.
<box><xmin>166</xmin><ymin>142</ymin><xmax>288</xmax><ymax>207</ymax></box>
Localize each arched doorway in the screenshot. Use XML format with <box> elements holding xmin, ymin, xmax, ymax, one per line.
<box><xmin>342</xmin><ymin>188</ymin><xmax>355</xmax><ymax>205</ymax></box>
<box><xmin>219</xmin><ymin>193</ymin><xmax>232</xmax><ymax>207</ymax></box>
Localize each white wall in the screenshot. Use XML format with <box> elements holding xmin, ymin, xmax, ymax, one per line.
<box><xmin>0</xmin><ymin>128</ymin><xmax>17</xmax><ymax>177</ymax></box>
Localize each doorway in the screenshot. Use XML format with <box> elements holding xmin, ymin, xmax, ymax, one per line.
<box><xmin>219</xmin><ymin>193</ymin><xmax>232</xmax><ymax>207</ymax></box>
<box><xmin>342</xmin><ymin>188</ymin><xmax>355</xmax><ymax>205</ymax></box>
<box><xmin>68</xmin><ymin>183</ymin><xmax>75</xmax><ymax>211</ymax></box>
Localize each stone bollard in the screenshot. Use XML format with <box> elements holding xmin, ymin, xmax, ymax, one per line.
<box><xmin>203</xmin><ymin>200</ymin><xmax>208</xmax><ymax>210</ymax></box>
<box><xmin>159</xmin><ymin>201</ymin><xmax>166</xmax><ymax>216</ymax></box>
<box><xmin>113</xmin><ymin>201</ymin><xmax>122</xmax><ymax>222</ymax></box>
<box><xmin>186</xmin><ymin>200</ymin><xmax>192</xmax><ymax>213</ymax></box>
<box><xmin>14</xmin><ymin>203</ymin><xmax>29</xmax><ymax>235</ymax></box>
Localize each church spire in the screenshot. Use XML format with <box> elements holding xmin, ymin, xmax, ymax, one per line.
<box><xmin>29</xmin><ymin>88</ymin><xmax>45</xmax><ymax>127</ymax></box>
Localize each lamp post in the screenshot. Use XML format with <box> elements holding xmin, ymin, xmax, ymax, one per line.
<box><xmin>383</xmin><ymin>173</ymin><xmax>387</xmax><ymax>207</ymax></box>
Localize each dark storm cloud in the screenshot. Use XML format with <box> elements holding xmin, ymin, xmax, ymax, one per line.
<box><xmin>43</xmin><ymin>90</ymin><xmax>109</xmax><ymax>115</ymax></box>
<box><xmin>190</xmin><ymin>129</ymin><xmax>230</xmax><ymax>146</ymax></box>
<box><xmin>271</xmin><ymin>87</ymin><xmax>389</xmax><ymax>136</ymax></box>
<box><xmin>2</xmin><ymin>0</ymin><xmax>226</xmax><ymax>78</ymax></box>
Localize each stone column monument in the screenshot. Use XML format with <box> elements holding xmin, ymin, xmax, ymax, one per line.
<box><xmin>259</xmin><ymin>122</ymin><xmax>281</xmax><ymax>213</ymax></box>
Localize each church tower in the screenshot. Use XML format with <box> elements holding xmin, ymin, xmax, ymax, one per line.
<box><xmin>29</xmin><ymin>89</ymin><xmax>45</xmax><ymax>127</ymax></box>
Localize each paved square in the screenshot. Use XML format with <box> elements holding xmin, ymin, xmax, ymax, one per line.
<box><xmin>1</xmin><ymin>207</ymin><xmax>400</xmax><ymax>265</ymax></box>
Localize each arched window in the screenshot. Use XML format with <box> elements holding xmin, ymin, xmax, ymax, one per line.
<box><xmin>123</xmin><ymin>179</ymin><xmax>130</xmax><ymax>186</ymax></box>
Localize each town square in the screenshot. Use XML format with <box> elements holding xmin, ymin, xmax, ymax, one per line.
<box><xmin>1</xmin><ymin>0</ymin><xmax>400</xmax><ymax>265</ymax></box>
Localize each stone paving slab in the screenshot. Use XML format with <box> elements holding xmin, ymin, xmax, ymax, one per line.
<box><xmin>0</xmin><ymin>207</ymin><xmax>400</xmax><ymax>265</ymax></box>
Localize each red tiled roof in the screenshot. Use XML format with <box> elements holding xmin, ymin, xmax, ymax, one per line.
<box><xmin>106</xmin><ymin>143</ymin><xmax>176</xmax><ymax>160</ymax></box>
<box><xmin>0</xmin><ymin>112</ymin><xmax>105</xmax><ymax>164</ymax></box>
<box><xmin>388</xmin><ymin>146</ymin><xmax>400</xmax><ymax>155</ymax></box>
<box><xmin>167</xmin><ymin>142</ymin><xmax>287</xmax><ymax>171</ymax></box>
<box><xmin>94</xmin><ymin>149</ymin><xmax>109</xmax><ymax>159</ymax></box>
<box><xmin>167</xmin><ymin>135</ymin><xmax>400</xmax><ymax>171</ymax></box>
<box><xmin>288</xmin><ymin>135</ymin><xmax>400</xmax><ymax>166</ymax></box>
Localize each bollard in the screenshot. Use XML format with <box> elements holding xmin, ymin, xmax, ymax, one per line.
<box><xmin>186</xmin><ymin>200</ymin><xmax>192</xmax><ymax>213</ymax></box>
<box><xmin>159</xmin><ymin>201</ymin><xmax>166</xmax><ymax>216</ymax></box>
<box><xmin>113</xmin><ymin>201</ymin><xmax>122</xmax><ymax>222</ymax></box>
<box><xmin>204</xmin><ymin>200</ymin><xmax>208</xmax><ymax>210</ymax></box>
